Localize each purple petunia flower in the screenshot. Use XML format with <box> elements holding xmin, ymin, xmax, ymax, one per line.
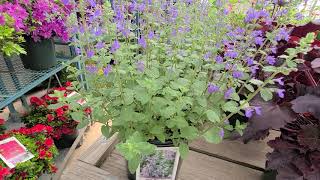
<box><xmin>274</xmin><ymin>77</ymin><xmax>284</xmax><ymax>86</ymax></box>
<box><xmin>255</xmin><ymin>37</ymin><xmax>264</xmax><ymax>46</ymax></box>
<box><xmin>86</xmin><ymin>65</ymin><xmax>98</xmax><ymax>74</ymax></box>
<box><xmin>276</xmin><ymin>89</ymin><xmax>285</xmax><ymax>98</ymax></box>
<box><xmin>207</xmin><ymin>83</ymin><xmax>219</xmax><ymax>94</ymax></box>
<box><xmin>136</xmin><ymin>61</ymin><xmax>145</xmax><ymax>72</ymax></box>
<box><xmin>138</xmin><ymin>36</ymin><xmax>147</xmax><ymax>49</ymax></box>
<box><xmin>219</xmin><ymin>128</ymin><xmax>224</xmax><ymax>138</ymax></box>
<box><xmin>95</xmin><ymin>42</ymin><xmax>105</xmax><ymax>49</ymax></box>
<box><xmin>225</xmin><ymin>50</ymin><xmax>238</xmax><ymax>59</ymax></box>
<box><xmin>87</xmin><ymin>50</ymin><xmax>94</xmax><ymax>58</ymax></box>
<box><xmin>275</xmin><ymin>28</ymin><xmax>290</xmax><ymax>42</ymax></box>
<box><xmin>232</xmin><ymin>71</ymin><xmax>244</xmax><ymax>79</ymax></box>
<box><xmin>215</xmin><ymin>55</ymin><xmax>223</xmax><ymax>63</ymax></box>
<box><xmin>266</xmin><ymin>56</ymin><xmax>276</xmax><ymax>65</ymax></box>
<box><xmin>245</xmin><ymin>108</ymin><xmax>254</xmax><ymax>118</ymax></box>
<box><xmin>224</xmin><ymin>88</ymin><xmax>233</xmax><ymax>99</ymax></box>
<box><xmin>110</xmin><ymin>40</ymin><xmax>120</xmax><ymax>53</ymax></box>
<box><xmin>103</xmin><ymin>65</ymin><xmax>112</xmax><ymax>76</ymax></box>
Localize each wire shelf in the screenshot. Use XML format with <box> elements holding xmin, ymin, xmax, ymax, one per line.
<box><xmin>0</xmin><ymin>55</ymin><xmax>70</xmax><ymax>109</ymax></box>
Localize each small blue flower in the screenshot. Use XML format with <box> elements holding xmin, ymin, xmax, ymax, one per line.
<box><xmin>86</xmin><ymin>65</ymin><xmax>98</xmax><ymax>74</ymax></box>
<box><xmin>274</xmin><ymin>77</ymin><xmax>284</xmax><ymax>86</ymax></box>
<box><xmin>219</xmin><ymin>128</ymin><xmax>224</xmax><ymax>138</ymax></box>
<box><xmin>215</xmin><ymin>55</ymin><xmax>223</xmax><ymax>63</ymax></box>
<box><xmin>254</xmin><ymin>106</ymin><xmax>262</xmax><ymax>115</ymax></box>
<box><xmin>224</xmin><ymin>88</ymin><xmax>233</xmax><ymax>99</ymax></box>
<box><xmin>266</xmin><ymin>56</ymin><xmax>276</xmax><ymax>65</ymax></box>
<box><xmin>232</xmin><ymin>71</ymin><xmax>243</xmax><ymax>79</ymax></box>
<box><xmin>245</xmin><ymin>108</ymin><xmax>254</xmax><ymax>118</ymax></box>
<box><xmin>87</xmin><ymin>50</ymin><xmax>94</xmax><ymax>58</ymax></box>
<box><xmin>103</xmin><ymin>65</ymin><xmax>112</xmax><ymax>76</ymax></box>
<box><xmin>110</xmin><ymin>40</ymin><xmax>120</xmax><ymax>53</ymax></box>
<box><xmin>225</xmin><ymin>50</ymin><xmax>238</xmax><ymax>59</ymax></box>
<box><xmin>138</xmin><ymin>36</ymin><xmax>147</xmax><ymax>49</ymax></box>
<box><xmin>207</xmin><ymin>83</ymin><xmax>219</xmax><ymax>94</ymax></box>
<box><xmin>276</xmin><ymin>89</ymin><xmax>285</xmax><ymax>98</ymax></box>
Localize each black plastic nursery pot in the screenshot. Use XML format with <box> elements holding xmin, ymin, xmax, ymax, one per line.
<box><xmin>20</xmin><ymin>36</ymin><xmax>57</xmax><ymax>70</ymax></box>
<box><xmin>54</xmin><ymin>130</ymin><xmax>79</xmax><ymax>149</ymax></box>
<box><xmin>127</xmin><ymin>139</ymin><xmax>183</xmax><ymax>180</ymax></box>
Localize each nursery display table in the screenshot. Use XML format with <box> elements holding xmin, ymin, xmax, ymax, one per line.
<box><xmin>0</xmin><ymin>55</ymin><xmax>70</xmax><ymax>111</ymax></box>
<box><xmin>61</xmin><ymin>131</ymin><xmax>279</xmax><ymax>180</ymax></box>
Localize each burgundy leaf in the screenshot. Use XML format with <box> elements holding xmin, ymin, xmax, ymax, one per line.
<box><xmin>291</xmin><ymin>22</ymin><xmax>320</xmax><ymax>38</ymax></box>
<box><xmin>276</xmin><ymin>164</ymin><xmax>304</xmax><ymax>180</ymax></box>
<box><xmin>291</xmin><ymin>95</ymin><xmax>320</xmax><ymax>119</ymax></box>
<box><xmin>297</xmin><ymin>125</ymin><xmax>320</xmax><ymax>151</ymax></box>
<box><xmin>266</xmin><ymin>150</ymin><xmax>296</xmax><ymax>170</ymax></box>
<box><xmin>312</xmin><ymin>58</ymin><xmax>320</xmax><ymax>69</ymax></box>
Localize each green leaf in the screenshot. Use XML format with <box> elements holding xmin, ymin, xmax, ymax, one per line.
<box><xmin>166</xmin><ymin>116</ymin><xmax>188</xmax><ymax>129</ymax></box>
<box><xmin>135</xmin><ymin>87</ymin><xmax>151</xmax><ymax>105</ymax></box>
<box><xmin>244</xmin><ymin>84</ymin><xmax>255</xmax><ymax>93</ymax></box>
<box><xmin>179</xmin><ymin>143</ymin><xmax>189</xmax><ymax>159</ymax></box>
<box><xmin>123</xmin><ymin>89</ymin><xmax>134</xmax><ymax>105</ymax></box>
<box><xmin>249</xmin><ymin>79</ymin><xmax>263</xmax><ymax>86</ymax></box>
<box><xmin>205</xmin><ymin>110</ymin><xmax>220</xmax><ymax>122</ymax></box>
<box><xmin>77</xmin><ymin>119</ymin><xmax>88</xmax><ymax>129</ymax></box>
<box><xmin>70</xmin><ymin>111</ymin><xmax>84</xmax><ymax>122</ymax></box>
<box><xmin>222</xmin><ymin>101</ymin><xmax>239</xmax><ymax>113</ymax></box>
<box><xmin>260</xmin><ymin>89</ymin><xmax>273</xmax><ymax>101</ymax></box>
<box><xmin>180</xmin><ymin>126</ymin><xmax>198</xmax><ymax>140</ymax></box>
<box><xmin>101</xmin><ymin>125</ymin><xmax>110</xmax><ymax>138</ymax></box>
<box><xmin>128</xmin><ymin>156</ymin><xmax>140</xmax><ymax>174</ymax></box>
<box><xmin>47</xmin><ymin>103</ymin><xmax>64</xmax><ymax>110</ymax></box>
<box><xmin>203</xmin><ymin>127</ymin><xmax>223</xmax><ymax>144</ymax></box>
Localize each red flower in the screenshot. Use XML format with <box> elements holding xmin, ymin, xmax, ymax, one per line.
<box><xmin>30</xmin><ymin>97</ymin><xmax>45</xmax><ymax>106</ymax></box>
<box><xmin>49</xmin><ymin>164</ymin><xmax>58</xmax><ymax>173</ymax></box>
<box><xmin>44</xmin><ymin>138</ymin><xmax>54</xmax><ymax>148</ymax></box>
<box><xmin>46</xmin><ymin>151</ymin><xmax>53</xmax><ymax>158</ymax></box>
<box><xmin>0</xmin><ymin>119</ymin><xmax>5</xmax><ymax>125</ymax></box>
<box><xmin>58</xmin><ymin>116</ymin><xmax>67</xmax><ymax>121</ymax></box>
<box><xmin>65</xmin><ymin>81</ymin><xmax>72</xmax><ymax>87</ymax></box>
<box><xmin>54</xmin><ymin>87</ymin><xmax>67</xmax><ymax>91</ymax></box>
<box><xmin>61</xmin><ymin>127</ymin><xmax>73</xmax><ymax>135</ymax></box>
<box><xmin>38</xmin><ymin>149</ymin><xmax>46</xmax><ymax>159</ymax></box>
<box><xmin>46</xmin><ymin>114</ymin><xmax>54</xmax><ymax>122</ymax></box>
<box><xmin>0</xmin><ymin>165</ymin><xmax>11</xmax><ymax>179</ymax></box>
<box><xmin>55</xmin><ymin>108</ymin><xmax>64</xmax><ymax>117</ymax></box>
<box><xmin>84</xmin><ymin>107</ymin><xmax>92</xmax><ymax>115</ymax></box>
<box><xmin>0</xmin><ymin>134</ymin><xmax>9</xmax><ymax>141</ymax></box>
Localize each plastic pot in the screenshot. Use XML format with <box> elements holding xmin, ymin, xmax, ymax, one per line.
<box><xmin>20</xmin><ymin>36</ymin><xmax>57</xmax><ymax>70</ymax></box>
<box><xmin>54</xmin><ymin>130</ymin><xmax>78</xmax><ymax>149</ymax></box>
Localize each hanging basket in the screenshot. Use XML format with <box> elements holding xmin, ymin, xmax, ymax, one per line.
<box><xmin>20</xmin><ymin>36</ymin><xmax>57</xmax><ymax>70</ymax></box>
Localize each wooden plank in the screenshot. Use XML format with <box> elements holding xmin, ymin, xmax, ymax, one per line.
<box><xmin>189</xmin><ymin>131</ymin><xmax>279</xmax><ymax>170</ymax></box>
<box><xmin>100</xmin><ymin>150</ymin><xmax>128</xmax><ymax>180</ymax></box>
<box><xmin>100</xmin><ymin>149</ymin><xmax>262</xmax><ymax>180</ymax></box>
<box><xmin>178</xmin><ymin>151</ymin><xmax>262</xmax><ymax>180</ymax></box>
<box><xmin>53</xmin><ymin>127</ymin><xmax>87</xmax><ymax>180</ymax></box>
<box><xmin>60</xmin><ymin>161</ymin><xmax>117</xmax><ymax>180</ymax></box>
<box><xmin>79</xmin><ymin>133</ymin><xmax>119</xmax><ymax>167</ymax></box>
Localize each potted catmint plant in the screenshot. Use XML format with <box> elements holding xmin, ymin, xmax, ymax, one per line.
<box><xmin>0</xmin><ymin>0</ymin><xmax>75</xmax><ymax>70</ymax></box>
<box><xmin>57</xmin><ymin>0</ymin><xmax>315</xmax><ymax>179</ymax></box>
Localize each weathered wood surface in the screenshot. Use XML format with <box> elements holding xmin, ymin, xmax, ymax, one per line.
<box><xmin>190</xmin><ymin>131</ymin><xmax>279</xmax><ymax>170</ymax></box>
<box><xmin>60</xmin><ymin>161</ymin><xmax>116</xmax><ymax>180</ymax></box>
<box><xmin>100</xmin><ymin>150</ymin><xmax>263</xmax><ymax>180</ymax></box>
<box><xmin>79</xmin><ymin>133</ymin><xmax>119</xmax><ymax>167</ymax></box>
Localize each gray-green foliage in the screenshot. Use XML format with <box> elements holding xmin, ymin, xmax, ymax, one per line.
<box><xmin>57</xmin><ymin>0</ymin><xmax>316</xmax><ymax>173</ymax></box>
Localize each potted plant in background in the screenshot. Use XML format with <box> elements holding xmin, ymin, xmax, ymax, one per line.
<box><xmin>56</xmin><ymin>0</ymin><xmax>315</xmax><ymax>179</ymax></box>
<box><xmin>0</xmin><ymin>124</ymin><xmax>58</xmax><ymax>179</ymax></box>
<box><xmin>21</xmin><ymin>82</ymin><xmax>88</xmax><ymax>149</ymax></box>
<box><xmin>0</xmin><ymin>0</ymin><xmax>75</xmax><ymax>70</ymax></box>
<box><xmin>0</xmin><ymin>2</ymin><xmax>27</xmax><ymax>57</ymax></box>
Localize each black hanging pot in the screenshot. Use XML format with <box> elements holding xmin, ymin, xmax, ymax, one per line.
<box><xmin>54</xmin><ymin>130</ymin><xmax>79</xmax><ymax>149</ymax></box>
<box><xmin>128</xmin><ymin>139</ymin><xmax>183</xmax><ymax>180</ymax></box>
<box><xmin>20</xmin><ymin>36</ymin><xmax>57</xmax><ymax>70</ymax></box>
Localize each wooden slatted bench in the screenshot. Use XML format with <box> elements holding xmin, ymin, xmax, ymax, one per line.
<box><xmin>61</xmin><ymin>131</ymin><xmax>279</xmax><ymax>180</ymax></box>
